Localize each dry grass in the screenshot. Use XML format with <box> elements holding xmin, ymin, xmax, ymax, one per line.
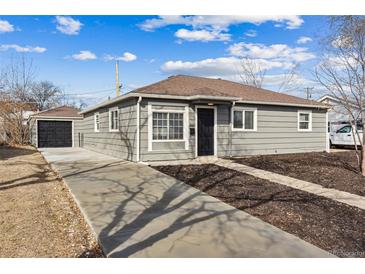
<box><xmin>0</xmin><ymin>145</ymin><xmax>103</xmax><ymax>257</ymax></box>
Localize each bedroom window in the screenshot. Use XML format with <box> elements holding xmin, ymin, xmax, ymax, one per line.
<box><xmin>94</xmin><ymin>112</ymin><xmax>100</xmax><ymax>132</ymax></box>
<box><xmin>152</xmin><ymin>112</ymin><xmax>184</xmax><ymax>140</ymax></box>
<box><xmin>109</xmin><ymin>108</ymin><xmax>119</xmax><ymax>132</ymax></box>
<box><xmin>298</xmin><ymin>110</ymin><xmax>312</xmax><ymax>131</ymax></box>
<box><xmin>233</xmin><ymin>108</ymin><xmax>257</xmax><ymax>131</ymax></box>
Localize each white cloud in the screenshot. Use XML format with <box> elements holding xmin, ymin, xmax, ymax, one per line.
<box><xmin>55</xmin><ymin>16</ymin><xmax>83</xmax><ymax>35</ymax></box>
<box><xmin>175</xmin><ymin>28</ymin><xmax>231</xmax><ymax>42</ymax></box>
<box><xmin>0</xmin><ymin>19</ymin><xmax>14</xmax><ymax>33</ymax></box>
<box><xmin>297</xmin><ymin>36</ymin><xmax>312</xmax><ymax>44</ymax></box>
<box><xmin>0</xmin><ymin>44</ymin><xmax>46</xmax><ymax>53</ymax></box>
<box><xmin>244</xmin><ymin>29</ymin><xmax>257</xmax><ymax>37</ymax></box>
<box><xmin>264</xmin><ymin>74</ymin><xmax>314</xmax><ymax>86</ymax></box>
<box><xmin>139</xmin><ymin>15</ymin><xmax>304</xmax><ymax>31</ymax></box>
<box><xmin>227</xmin><ymin>42</ymin><xmax>316</xmax><ymax>62</ymax></box>
<box><xmin>71</xmin><ymin>50</ymin><xmax>97</xmax><ymax>61</ymax></box>
<box><xmin>161</xmin><ymin>57</ymin><xmax>314</xmax><ymax>95</ymax></box>
<box><xmin>104</xmin><ymin>52</ymin><xmax>137</xmax><ymax>62</ymax></box>
<box><xmin>161</xmin><ymin>57</ymin><xmax>286</xmax><ymax>79</ymax></box>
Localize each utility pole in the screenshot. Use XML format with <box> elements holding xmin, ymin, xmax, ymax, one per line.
<box><xmin>115</xmin><ymin>60</ymin><xmax>120</xmax><ymax>97</ymax></box>
<box><xmin>305</xmin><ymin>87</ymin><xmax>314</xmax><ymax>100</ymax></box>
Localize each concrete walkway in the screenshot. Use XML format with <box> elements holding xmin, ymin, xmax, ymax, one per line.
<box><xmin>40</xmin><ymin>148</ymin><xmax>333</xmax><ymax>258</ymax></box>
<box><xmin>214</xmin><ymin>158</ymin><xmax>365</xmax><ymax>211</ymax></box>
<box><xmin>150</xmin><ymin>156</ymin><xmax>365</xmax><ymax>210</ymax></box>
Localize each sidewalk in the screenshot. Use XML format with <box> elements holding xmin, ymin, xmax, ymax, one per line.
<box><xmin>215</xmin><ymin>158</ymin><xmax>365</xmax><ymax>211</ymax></box>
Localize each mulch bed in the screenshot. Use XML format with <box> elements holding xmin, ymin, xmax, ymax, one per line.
<box><xmin>0</xmin><ymin>146</ymin><xmax>103</xmax><ymax>258</ymax></box>
<box><xmin>153</xmin><ymin>164</ymin><xmax>365</xmax><ymax>257</ymax></box>
<box><xmin>230</xmin><ymin>151</ymin><xmax>365</xmax><ymax>197</ymax></box>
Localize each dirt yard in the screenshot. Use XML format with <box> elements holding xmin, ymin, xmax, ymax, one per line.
<box><xmin>154</xmin><ymin>164</ymin><xmax>365</xmax><ymax>257</ymax></box>
<box><xmin>231</xmin><ymin>151</ymin><xmax>365</xmax><ymax>197</ymax></box>
<box><xmin>0</xmin><ymin>146</ymin><xmax>103</xmax><ymax>258</ymax></box>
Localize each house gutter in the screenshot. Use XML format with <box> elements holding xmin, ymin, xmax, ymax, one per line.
<box><xmin>136</xmin><ymin>96</ymin><xmax>142</xmax><ymax>162</ymax></box>
<box><xmin>80</xmin><ymin>92</ymin><xmax>240</xmax><ymax>114</ymax></box>
<box><xmin>237</xmin><ymin>100</ymin><xmax>329</xmax><ymax>109</ymax></box>
<box><xmin>230</xmin><ymin>101</ymin><xmax>235</xmax><ymax>157</ymax></box>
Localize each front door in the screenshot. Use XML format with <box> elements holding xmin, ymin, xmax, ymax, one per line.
<box><xmin>197</xmin><ymin>108</ymin><xmax>214</xmax><ymax>156</ymax></box>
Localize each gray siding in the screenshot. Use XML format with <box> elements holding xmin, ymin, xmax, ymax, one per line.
<box><xmin>77</xmin><ymin>98</ymin><xmax>327</xmax><ymax>162</ymax></box>
<box><xmin>29</xmin><ymin>118</ymin><xmax>37</xmax><ymax>146</ymax></box>
<box><xmin>75</xmin><ymin>99</ymin><xmax>137</xmax><ymax>161</ymax></box>
<box><xmin>217</xmin><ymin>104</ymin><xmax>327</xmax><ymax>157</ymax></box>
<box><xmin>139</xmin><ymin>99</ymin><xmax>195</xmax><ymax>162</ymax></box>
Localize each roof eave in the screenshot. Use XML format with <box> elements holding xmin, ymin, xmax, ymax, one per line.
<box><xmin>237</xmin><ymin>100</ymin><xmax>330</xmax><ymax>109</ymax></box>
<box><xmin>80</xmin><ymin>93</ymin><xmax>240</xmax><ymax>114</ymax></box>
<box><xmin>30</xmin><ymin>115</ymin><xmax>83</xmax><ymax>119</ymax></box>
<box><xmin>80</xmin><ymin>92</ymin><xmax>329</xmax><ymax>114</ymax></box>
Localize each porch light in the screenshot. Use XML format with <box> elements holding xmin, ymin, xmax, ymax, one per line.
<box><xmin>207</xmin><ymin>103</ymin><xmax>214</xmax><ymax>106</ymax></box>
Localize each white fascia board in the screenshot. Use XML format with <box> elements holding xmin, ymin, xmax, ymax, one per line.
<box><xmin>80</xmin><ymin>93</ymin><xmax>240</xmax><ymax>114</ymax></box>
<box><xmin>237</xmin><ymin>100</ymin><xmax>330</xmax><ymax>109</ymax></box>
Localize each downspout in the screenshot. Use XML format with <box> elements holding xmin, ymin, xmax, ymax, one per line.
<box><xmin>230</xmin><ymin>101</ymin><xmax>235</xmax><ymax>157</ymax></box>
<box><xmin>136</xmin><ymin>96</ymin><xmax>142</xmax><ymax>162</ymax></box>
<box><xmin>325</xmin><ymin>110</ymin><xmax>330</xmax><ymax>153</ymax></box>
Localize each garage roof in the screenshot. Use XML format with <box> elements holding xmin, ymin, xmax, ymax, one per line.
<box><xmin>31</xmin><ymin>106</ymin><xmax>82</xmax><ymax>119</ymax></box>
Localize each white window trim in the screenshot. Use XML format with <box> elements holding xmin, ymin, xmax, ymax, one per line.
<box><xmin>231</xmin><ymin>107</ymin><xmax>257</xmax><ymax>132</ymax></box>
<box><xmin>109</xmin><ymin>107</ymin><xmax>119</xmax><ymax>132</ymax></box>
<box><xmin>298</xmin><ymin>110</ymin><xmax>312</xmax><ymax>132</ymax></box>
<box><xmin>94</xmin><ymin>112</ymin><xmax>100</xmax><ymax>132</ymax></box>
<box><xmin>147</xmin><ymin>102</ymin><xmax>189</xmax><ymax>151</ymax></box>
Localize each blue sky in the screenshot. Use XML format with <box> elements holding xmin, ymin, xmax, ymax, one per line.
<box><xmin>0</xmin><ymin>15</ymin><xmax>328</xmax><ymax>106</ymax></box>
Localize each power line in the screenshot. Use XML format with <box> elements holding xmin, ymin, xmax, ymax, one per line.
<box><xmin>305</xmin><ymin>87</ymin><xmax>314</xmax><ymax>99</ymax></box>
<box><xmin>63</xmin><ymin>87</ymin><xmax>115</xmax><ymax>96</ymax></box>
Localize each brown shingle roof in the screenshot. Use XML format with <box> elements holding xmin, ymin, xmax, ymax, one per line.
<box><xmin>32</xmin><ymin>106</ymin><xmax>82</xmax><ymax>118</ymax></box>
<box><xmin>132</xmin><ymin>75</ymin><xmax>325</xmax><ymax>107</ymax></box>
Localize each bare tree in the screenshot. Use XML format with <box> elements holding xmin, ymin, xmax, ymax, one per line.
<box><xmin>30</xmin><ymin>81</ymin><xmax>63</xmax><ymax>111</ymax></box>
<box><xmin>239</xmin><ymin>57</ymin><xmax>266</xmax><ymax>88</ymax></box>
<box><xmin>315</xmin><ymin>16</ymin><xmax>365</xmax><ymax>174</ymax></box>
<box><xmin>0</xmin><ymin>55</ymin><xmax>36</xmax><ymax>102</ymax></box>
<box><xmin>0</xmin><ymin>56</ymin><xmax>63</xmax><ymax>145</ymax></box>
<box><xmin>239</xmin><ymin>57</ymin><xmax>301</xmax><ymax>93</ymax></box>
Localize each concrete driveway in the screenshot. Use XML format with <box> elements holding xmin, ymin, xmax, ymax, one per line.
<box><xmin>40</xmin><ymin>148</ymin><xmax>333</xmax><ymax>258</ymax></box>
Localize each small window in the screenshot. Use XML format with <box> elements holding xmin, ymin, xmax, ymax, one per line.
<box><xmin>109</xmin><ymin>108</ymin><xmax>119</xmax><ymax>131</ymax></box>
<box><xmin>233</xmin><ymin>108</ymin><xmax>257</xmax><ymax>131</ymax></box>
<box><xmin>245</xmin><ymin>110</ymin><xmax>254</xmax><ymax>130</ymax></box>
<box><xmin>152</xmin><ymin>112</ymin><xmax>184</xmax><ymax>140</ymax></box>
<box><xmin>298</xmin><ymin>111</ymin><xmax>312</xmax><ymax>131</ymax></box>
<box><xmin>233</xmin><ymin>111</ymin><xmax>243</xmax><ymax>128</ymax></box>
<box><xmin>94</xmin><ymin>112</ymin><xmax>100</xmax><ymax>132</ymax></box>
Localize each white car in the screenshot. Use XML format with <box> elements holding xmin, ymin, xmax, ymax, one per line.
<box><xmin>329</xmin><ymin>124</ymin><xmax>363</xmax><ymax>147</ymax></box>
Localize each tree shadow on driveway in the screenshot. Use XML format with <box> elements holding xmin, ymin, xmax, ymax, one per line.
<box><xmin>61</xmin><ymin>160</ymin><xmax>326</xmax><ymax>258</ymax></box>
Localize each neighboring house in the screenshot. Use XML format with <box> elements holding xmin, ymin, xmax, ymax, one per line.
<box><xmin>71</xmin><ymin>75</ymin><xmax>329</xmax><ymax>162</ymax></box>
<box><xmin>317</xmin><ymin>95</ymin><xmax>361</xmax><ymax>132</ymax></box>
<box><xmin>29</xmin><ymin>106</ymin><xmax>82</xmax><ymax>148</ymax></box>
<box><xmin>0</xmin><ymin>101</ymin><xmax>37</xmax><ymax>144</ymax></box>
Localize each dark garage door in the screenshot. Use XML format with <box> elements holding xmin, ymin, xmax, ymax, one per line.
<box><xmin>38</xmin><ymin>120</ymin><xmax>72</xmax><ymax>148</ymax></box>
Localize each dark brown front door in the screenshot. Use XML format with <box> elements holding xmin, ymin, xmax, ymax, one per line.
<box><xmin>197</xmin><ymin>108</ymin><xmax>214</xmax><ymax>156</ymax></box>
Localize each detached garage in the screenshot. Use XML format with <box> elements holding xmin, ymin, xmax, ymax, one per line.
<box><xmin>29</xmin><ymin>106</ymin><xmax>82</xmax><ymax>148</ymax></box>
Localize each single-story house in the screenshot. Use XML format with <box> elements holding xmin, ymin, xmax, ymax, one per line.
<box><xmin>29</xmin><ymin>106</ymin><xmax>82</xmax><ymax>148</ymax></box>
<box><xmin>73</xmin><ymin>75</ymin><xmax>329</xmax><ymax>162</ymax></box>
